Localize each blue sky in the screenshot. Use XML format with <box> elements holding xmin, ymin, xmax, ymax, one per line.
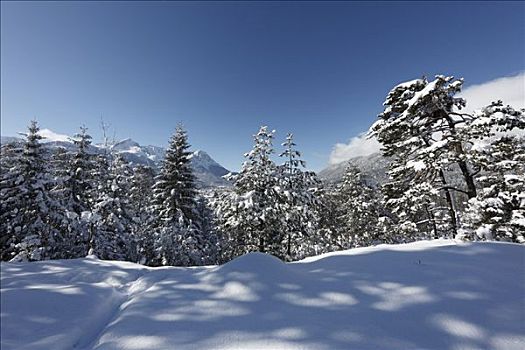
<box><xmin>1</xmin><ymin>1</ymin><xmax>524</xmax><ymax>171</ymax></box>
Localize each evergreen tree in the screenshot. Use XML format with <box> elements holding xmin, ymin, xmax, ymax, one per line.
<box><xmin>214</xmin><ymin>126</ymin><xmax>283</xmax><ymax>259</ymax></box>
<box><xmin>371</xmin><ymin>76</ymin><xmax>525</xmax><ymax>240</ymax></box>
<box><xmin>0</xmin><ymin>141</ymin><xmax>24</xmax><ymax>260</ymax></box>
<box><xmin>152</xmin><ymin>125</ymin><xmax>199</xmax><ymax>225</ymax></box>
<box><xmin>151</xmin><ymin>125</ymin><xmax>203</xmax><ymax>266</ymax></box>
<box><xmin>69</xmin><ymin>126</ymin><xmax>96</xmax><ymax>214</ymax></box>
<box><xmin>370</xmin><ymin>75</ymin><xmax>474</xmax><ymax>237</ymax></box>
<box><xmin>338</xmin><ymin>164</ymin><xmax>390</xmax><ymax>247</ymax></box>
<box><xmin>278</xmin><ymin>133</ymin><xmax>322</xmax><ymax>260</ymax></box>
<box><xmin>462</xmin><ymin>136</ymin><xmax>525</xmax><ymax>243</ymax></box>
<box><xmin>89</xmin><ymin>154</ymin><xmax>135</xmax><ymax>260</ymax></box>
<box><xmin>317</xmin><ymin>185</ymin><xmax>347</xmax><ymax>252</ymax></box>
<box><xmin>0</xmin><ymin>121</ymin><xmax>63</xmax><ymax>261</ymax></box>
<box><xmin>129</xmin><ymin>165</ymin><xmax>156</xmax><ymax>264</ymax></box>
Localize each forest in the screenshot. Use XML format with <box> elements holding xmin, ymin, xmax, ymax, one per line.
<box><xmin>1</xmin><ymin>75</ymin><xmax>524</xmax><ymax>265</ymax></box>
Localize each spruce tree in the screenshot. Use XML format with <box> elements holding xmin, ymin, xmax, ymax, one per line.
<box><xmin>278</xmin><ymin>133</ymin><xmax>321</xmax><ymax>260</ymax></box>
<box><xmin>90</xmin><ymin>154</ymin><xmax>135</xmax><ymax>260</ymax></box>
<box><xmin>151</xmin><ymin>125</ymin><xmax>203</xmax><ymax>266</ymax></box>
<box><xmin>1</xmin><ymin>121</ymin><xmax>63</xmax><ymax>261</ymax></box>
<box><xmin>462</xmin><ymin>136</ymin><xmax>525</xmax><ymax>243</ymax></box>
<box><xmin>0</xmin><ymin>141</ymin><xmax>24</xmax><ymax>260</ymax></box>
<box><xmin>152</xmin><ymin>125</ymin><xmax>199</xmax><ymax>225</ymax></box>
<box><xmin>338</xmin><ymin>164</ymin><xmax>390</xmax><ymax>247</ymax></box>
<box><xmin>214</xmin><ymin>126</ymin><xmax>283</xmax><ymax>259</ymax></box>
<box><xmin>129</xmin><ymin>165</ymin><xmax>156</xmax><ymax>263</ymax></box>
<box><xmin>69</xmin><ymin>126</ymin><xmax>96</xmax><ymax>215</ymax></box>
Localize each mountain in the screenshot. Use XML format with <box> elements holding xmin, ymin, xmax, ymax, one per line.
<box><xmin>110</xmin><ymin>138</ymin><xmax>164</xmax><ymax>168</ymax></box>
<box><xmin>188</xmin><ymin>150</ymin><xmax>232</xmax><ymax>187</ymax></box>
<box><xmin>1</xmin><ymin>132</ymin><xmax>232</xmax><ymax>188</ymax></box>
<box><xmin>318</xmin><ymin>152</ymin><xmax>390</xmax><ymax>186</ymax></box>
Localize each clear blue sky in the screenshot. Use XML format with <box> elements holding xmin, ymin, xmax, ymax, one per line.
<box><xmin>2</xmin><ymin>1</ymin><xmax>524</xmax><ymax>171</ymax></box>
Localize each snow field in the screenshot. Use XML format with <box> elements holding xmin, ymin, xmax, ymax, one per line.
<box><xmin>1</xmin><ymin>239</ymin><xmax>524</xmax><ymax>349</ymax></box>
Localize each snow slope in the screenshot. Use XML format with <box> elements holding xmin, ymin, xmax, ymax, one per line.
<box><xmin>1</xmin><ymin>240</ymin><xmax>524</xmax><ymax>350</ymax></box>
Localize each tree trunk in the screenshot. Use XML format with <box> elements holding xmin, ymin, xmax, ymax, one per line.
<box><xmin>287</xmin><ymin>233</ymin><xmax>291</xmax><ymax>258</ymax></box>
<box><xmin>259</xmin><ymin>236</ymin><xmax>265</xmax><ymax>253</ymax></box>
<box><xmin>443</xmin><ymin>111</ymin><xmax>477</xmax><ymax>199</ymax></box>
<box><xmin>457</xmin><ymin>159</ymin><xmax>477</xmax><ymax>199</ymax></box>
<box><xmin>425</xmin><ymin>205</ymin><xmax>439</xmax><ymax>239</ymax></box>
<box><xmin>439</xmin><ymin>170</ymin><xmax>458</xmax><ymax>236</ymax></box>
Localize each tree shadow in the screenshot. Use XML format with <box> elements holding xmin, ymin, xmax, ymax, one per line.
<box><xmin>2</xmin><ymin>241</ymin><xmax>524</xmax><ymax>349</ymax></box>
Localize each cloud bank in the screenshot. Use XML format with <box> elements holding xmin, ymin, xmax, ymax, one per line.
<box><xmin>328</xmin><ymin>72</ymin><xmax>525</xmax><ymax>165</ymax></box>
<box><xmin>329</xmin><ymin>132</ymin><xmax>381</xmax><ymax>165</ymax></box>
<box><xmin>459</xmin><ymin>72</ymin><xmax>525</xmax><ymax>113</ymax></box>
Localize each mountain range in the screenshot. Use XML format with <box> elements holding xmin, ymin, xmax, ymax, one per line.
<box><xmin>317</xmin><ymin>152</ymin><xmax>390</xmax><ymax>186</ymax></box>
<box><xmin>1</xmin><ymin>129</ymin><xmax>391</xmax><ymax>188</ymax></box>
<box><xmin>1</xmin><ymin>130</ymin><xmax>232</xmax><ymax>188</ymax></box>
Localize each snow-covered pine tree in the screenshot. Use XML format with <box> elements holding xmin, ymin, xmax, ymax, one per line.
<box><xmin>370</xmin><ymin>75</ymin><xmax>474</xmax><ymax>237</ymax></box>
<box><xmin>152</xmin><ymin>125</ymin><xmax>199</xmax><ymax>225</ymax></box>
<box><xmin>48</xmin><ymin>146</ymin><xmax>80</xmax><ymax>259</ymax></box>
<box><xmin>151</xmin><ymin>125</ymin><xmax>204</xmax><ymax>266</ymax></box>
<box><xmin>129</xmin><ymin>164</ymin><xmax>156</xmax><ymax>264</ymax></box>
<box><xmin>337</xmin><ymin>164</ymin><xmax>390</xmax><ymax>247</ymax></box>
<box><xmin>214</xmin><ymin>126</ymin><xmax>283</xmax><ymax>259</ymax></box>
<box><xmin>69</xmin><ymin>126</ymin><xmax>96</xmax><ymax>215</ymax></box>
<box><xmin>194</xmin><ymin>189</ymin><xmax>221</xmax><ymax>265</ymax></box>
<box><xmin>462</xmin><ymin>136</ymin><xmax>524</xmax><ymax>243</ymax></box>
<box><xmin>210</xmin><ymin>187</ymin><xmax>246</xmax><ymax>262</ymax></box>
<box><xmin>278</xmin><ymin>133</ymin><xmax>322</xmax><ymax>260</ymax></box>
<box><xmin>1</xmin><ymin>121</ymin><xmax>63</xmax><ymax>261</ymax></box>
<box><xmin>0</xmin><ymin>141</ymin><xmax>25</xmax><ymax>260</ymax></box>
<box><xmin>89</xmin><ymin>154</ymin><xmax>135</xmax><ymax>260</ymax></box>
<box><xmin>316</xmin><ymin>184</ymin><xmax>347</xmax><ymax>252</ymax></box>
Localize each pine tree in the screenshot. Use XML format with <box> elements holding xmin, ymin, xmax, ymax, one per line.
<box><xmin>214</xmin><ymin>126</ymin><xmax>283</xmax><ymax>259</ymax></box>
<box><xmin>317</xmin><ymin>185</ymin><xmax>347</xmax><ymax>252</ymax></box>
<box><xmin>0</xmin><ymin>141</ymin><xmax>25</xmax><ymax>260</ymax></box>
<box><xmin>89</xmin><ymin>154</ymin><xmax>135</xmax><ymax>260</ymax></box>
<box><xmin>371</xmin><ymin>76</ymin><xmax>525</xmax><ymax>241</ymax></box>
<box><xmin>69</xmin><ymin>126</ymin><xmax>96</xmax><ymax>215</ymax></box>
<box><xmin>370</xmin><ymin>75</ymin><xmax>475</xmax><ymax>237</ymax></box>
<box><xmin>151</xmin><ymin>125</ymin><xmax>203</xmax><ymax>266</ymax></box>
<box><xmin>338</xmin><ymin>164</ymin><xmax>390</xmax><ymax>247</ymax></box>
<box><xmin>462</xmin><ymin>135</ymin><xmax>525</xmax><ymax>243</ymax></box>
<box><xmin>152</xmin><ymin>125</ymin><xmax>199</xmax><ymax>225</ymax></box>
<box><xmin>48</xmin><ymin>146</ymin><xmax>90</xmax><ymax>258</ymax></box>
<box><xmin>194</xmin><ymin>189</ymin><xmax>221</xmax><ymax>265</ymax></box>
<box><xmin>129</xmin><ymin>165</ymin><xmax>156</xmax><ymax>264</ymax></box>
<box><xmin>278</xmin><ymin>133</ymin><xmax>321</xmax><ymax>260</ymax></box>
<box><xmin>1</xmin><ymin>121</ymin><xmax>63</xmax><ymax>261</ymax></box>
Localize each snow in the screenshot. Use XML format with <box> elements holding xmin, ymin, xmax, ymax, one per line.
<box><xmin>393</xmin><ymin>78</ymin><xmax>425</xmax><ymax>90</ymax></box>
<box><xmin>38</xmin><ymin>129</ymin><xmax>71</xmax><ymax>143</ymax></box>
<box><xmin>1</xmin><ymin>240</ymin><xmax>524</xmax><ymax>350</ymax></box>
<box><xmin>407</xmin><ymin>160</ymin><xmax>427</xmax><ymax>171</ymax></box>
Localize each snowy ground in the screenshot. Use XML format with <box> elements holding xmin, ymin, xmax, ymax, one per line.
<box><xmin>1</xmin><ymin>240</ymin><xmax>524</xmax><ymax>350</ymax></box>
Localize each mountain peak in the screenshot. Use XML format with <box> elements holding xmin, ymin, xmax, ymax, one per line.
<box><xmin>191</xmin><ymin>149</ymin><xmax>211</xmax><ymax>159</ymax></box>
<box><xmin>111</xmin><ymin>138</ymin><xmax>141</xmax><ymax>151</ymax></box>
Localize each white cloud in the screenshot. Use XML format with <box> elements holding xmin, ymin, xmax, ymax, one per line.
<box><xmin>459</xmin><ymin>72</ymin><xmax>525</xmax><ymax>113</ymax></box>
<box><xmin>328</xmin><ymin>72</ymin><xmax>525</xmax><ymax>166</ymax></box>
<box><xmin>328</xmin><ymin>132</ymin><xmax>381</xmax><ymax>165</ymax></box>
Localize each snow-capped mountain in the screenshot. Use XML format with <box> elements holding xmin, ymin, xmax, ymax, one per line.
<box><xmin>1</xmin><ymin>132</ymin><xmax>232</xmax><ymax>188</ymax></box>
<box><xmin>318</xmin><ymin>152</ymin><xmax>390</xmax><ymax>186</ymax></box>
<box><xmin>188</xmin><ymin>150</ymin><xmax>232</xmax><ymax>187</ymax></box>
<box><xmin>109</xmin><ymin>138</ymin><xmax>165</xmax><ymax>168</ymax></box>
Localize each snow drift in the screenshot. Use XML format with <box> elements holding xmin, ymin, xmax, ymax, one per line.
<box><xmin>1</xmin><ymin>240</ymin><xmax>524</xmax><ymax>350</ymax></box>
